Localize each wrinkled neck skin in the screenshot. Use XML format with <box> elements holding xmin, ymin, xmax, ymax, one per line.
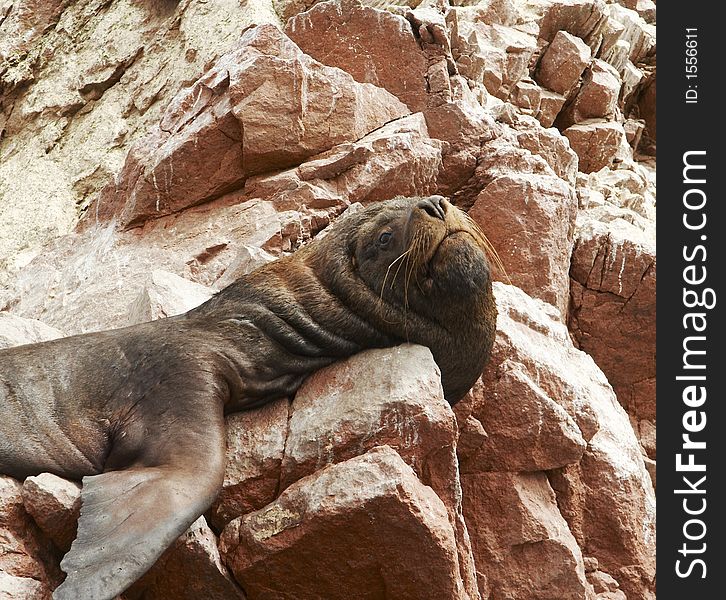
<box><xmin>189</xmin><ymin>202</ymin><xmax>496</xmax><ymax>410</ymax></box>
<box><xmin>187</xmin><ymin>248</ymin><xmax>392</xmax><ymax>412</ymax></box>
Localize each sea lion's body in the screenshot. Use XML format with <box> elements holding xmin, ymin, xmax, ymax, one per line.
<box><xmin>0</xmin><ymin>196</ymin><xmax>496</xmax><ymax>600</ymax></box>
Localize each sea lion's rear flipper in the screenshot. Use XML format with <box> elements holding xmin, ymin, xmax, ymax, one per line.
<box><xmin>53</xmin><ymin>398</ymin><xmax>227</xmax><ymax>600</ymax></box>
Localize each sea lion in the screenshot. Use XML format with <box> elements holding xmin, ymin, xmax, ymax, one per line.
<box><xmin>0</xmin><ymin>195</ymin><xmax>497</xmax><ymax>600</ymax></box>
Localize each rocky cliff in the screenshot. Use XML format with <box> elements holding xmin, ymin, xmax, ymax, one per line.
<box><xmin>0</xmin><ymin>0</ymin><xmax>656</xmax><ymax>598</ymax></box>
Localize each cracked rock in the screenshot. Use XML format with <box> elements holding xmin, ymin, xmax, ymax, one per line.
<box><xmin>220</xmin><ymin>445</ymin><xmax>465</xmax><ymax>600</ymax></box>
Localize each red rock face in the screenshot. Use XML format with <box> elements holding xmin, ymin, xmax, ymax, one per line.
<box><xmin>220</xmin><ymin>446</ymin><xmax>463</xmax><ymax>600</ymax></box>
<box><xmin>286</xmin><ymin>0</ymin><xmax>429</xmax><ymax>112</ymax></box>
<box><xmin>0</xmin><ymin>476</ymin><xmax>63</xmax><ymax>599</ymax></box>
<box><xmin>461</xmin><ymin>471</ymin><xmax>590</xmax><ymax>599</ymax></box>
<box><xmin>569</xmin><ymin>209</ymin><xmax>656</xmax><ymax>442</ymax></box>
<box><xmin>1</xmin><ymin>2</ymin><xmax>656</xmax><ymax>599</ymax></box>
<box><xmin>457</xmin><ymin>284</ymin><xmax>655</xmax><ymax>600</ymax></box>
<box><xmin>536</xmin><ymin>30</ymin><xmax>592</xmax><ymax>97</ymax></box>
<box><xmin>564</xmin><ymin>120</ymin><xmax>627</xmax><ymax>173</ymax></box>
<box><xmin>88</xmin><ymin>24</ymin><xmax>410</xmax><ymax>229</ymax></box>
<box><xmin>469</xmin><ymin>172</ymin><xmax>577</xmax><ymax>318</ymax></box>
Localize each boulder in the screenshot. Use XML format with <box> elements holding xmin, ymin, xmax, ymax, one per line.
<box><xmin>0</xmin><ymin>476</ymin><xmax>60</xmax><ymax>598</ymax></box>
<box><xmin>535</xmin><ymin>30</ymin><xmax>592</xmax><ymax>97</ymax></box>
<box><xmin>0</xmin><ymin>572</ymin><xmax>49</xmax><ymax>600</ymax></box>
<box><xmin>125</xmin><ymin>517</ymin><xmax>245</xmax><ymax>600</ymax></box>
<box><xmin>455</xmin><ymin>283</ymin><xmax>600</xmax><ymax>474</ymax></box>
<box><xmin>564</xmin><ymin>120</ymin><xmax>627</xmax><ymax>173</ymax></box>
<box><xmin>286</xmin><ymin>0</ymin><xmax>429</xmax><ymax>112</ymax></box>
<box><xmin>534</xmin><ymin>0</ymin><xmax>609</xmax><ymax>49</ymax></box>
<box><xmin>423</xmin><ymin>100</ymin><xmax>498</xmax><ymax>194</ymax></box>
<box><xmin>509</xmin><ymin>79</ymin><xmax>567</xmax><ymax>127</ymax></box>
<box><xmin>220</xmin><ymin>446</ymin><xmax>464</xmax><ymax>600</ymax></box>
<box><xmin>461</xmin><ymin>471</ymin><xmax>590</xmax><ymax>599</ymax></box>
<box><xmin>569</xmin><ymin>212</ymin><xmax>656</xmax><ymax>422</ymax></box>
<box><xmin>127</xmin><ymin>270</ymin><xmax>214</xmax><ymax>325</ymax></box>
<box><xmin>515</xmin><ymin>124</ymin><xmax>578</xmax><ymax>185</ymax></box>
<box><xmin>209</xmin><ymin>398</ymin><xmax>290</xmax><ymax>531</ymax></box>
<box><xmin>242</xmin><ymin>112</ymin><xmax>444</xmax><ymax>216</ymax></box>
<box><xmin>469</xmin><ymin>173</ymin><xmax>578</xmax><ymax>318</ymax></box>
<box><xmin>21</xmin><ymin>474</ymin><xmax>80</xmax><ymax>553</ymax></box>
<box><xmin>280</xmin><ymin>344</ymin><xmax>479</xmax><ymax>599</ymax></box>
<box><xmin>450</xmin><ymin>13</ymin><xmax>537</xmax><ymax>100</ymax></box>
<box><xmin>557</xmin><ymin>59</ymin><xmax>622</xmax><ymax>127</ymax></box>
<box><xmin>458</xmin><ymin>282</ymin><xmax>655</xmax><ymax>600</ymax></box>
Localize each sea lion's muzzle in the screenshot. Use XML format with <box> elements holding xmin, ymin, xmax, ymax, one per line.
<box><xmin>415</xmin><ymin>196</ymin><xmax>447</xmax><ymax>221</ymax></box>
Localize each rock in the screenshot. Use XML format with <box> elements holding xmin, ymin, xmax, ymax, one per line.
<box><xmin>0</xmin><ymin>313</ymin><xmax>64</xmax><ymax>349</ymax></box>
<box><xmin>637</xmin><ymin>419</ymin><xmax>656</xmax><ymax>459</ymax></box>
<box><xmin>209</xmin><ymin>398</ymin><xmax>290</xmax><ymax>531</ymax></box>
<box><xmin>564</xmin><ymin>120</ymin><xmax>627</xmax><ymax>173</ymax></box>
<box><xmin>557</xmin><ymin>59</ymin><xmax>622</xmax><ymax>127</ymax></box>
<box><xmin>0</xmin><ymin>572</ymin><xmax>48</xmax><ymax>600</ymax></box>
<box><xmin>125</xmin><ymin>517</ymin><xmax>245</xmax><ymax>600</ymax></box>
<box><xmin>587</xmin><ymin>568</ymin><xmax>623</xmax><ymax>594</ymax></box>
<box><xmin>286</xmin><ymin>0</ymin><xmax>429</xmax><ymax>112</ymax></box>
<box><xmin>515</xmin><ymin>124</ymin><xmax>579</xmax><ymax>185</ymax></box>
<box><xmin>0</xmin><ymin>148</ymin><xmax>78</xmax><ymax>289</ymax></box>
<box><xmin>459</xmin><ymin>282</ymin><xmax>655</xmax><ymax>599</ymax></box>
<box><xmin>535</xmin><ymin>30</ymin><xmax>592</xmax><ymax>97</ymax></box>
<box><xmin>0</xmin><ymin>0</ymin><xmax>658</xmax><ymax>596</ymax></box>
<box><xmin>461</xmin><ymin>471</ymin><xmax>590</xmax><ymax>599</ymax></box>
<box><xmin>623</xmin><ymin>118</ymin><xmax>645</xmax><ymax>150</ymax></box>
<box><xmin>281</xmin><ymin>345</ymin><xmax>452</xmax><ymax>486</ymax></box>
<box><xmin>220</xmin><ymin>446</ymin><xmax>464</xmax><ymax>600</ymax></box>
<box><xmin>576</xmin><ymin>165</ymin><xmax>655</xmax><ymax>222</ymax></box>
<box><xmin>0</xmin><ymin>0</ymin><xmax>70</xmax><ymax>64</ymax></box>
<box><xmin>549</xmin><ymin>451</ymin><xmax>655</xmax><ymax>600</ymax></box>
<box><xmin>569</xmin><ymin>211</ymin><xmax>656</xmax><ymax>422</ymax></box>
<box><xmin>21</xmin><ymin>474</ymin><xmax>81</xmax><ymax>553</ymax></box>
<box><xmin>637</xmin><ymin>72</ymin><xmax>656</xmax><ymax>144</ymax></box>
<box><xmin>534</xmin><ymin>0</ymin><xmax>609</xmax><ymax>49</ymax></box>
<box><xmin>302</xmin><ymin>113</ymin><xmax>443</xmax><ymax>203</ymax></box>
<box><xmin>456</xmin><ymin>284</ymin><xmax>600</xmax><ymax>475</ymax></box>
<box><xmin>213</xmin><ymin>245</ymin><xmax>278</xmax><ymax>291</ymax></box>
<box><xmin>642</xmin><ymin>456</ymin><xmax>656</xmax><ymax>491</ymax></box>
<box><xmin>249</xmin><ymin>112</ymin><xmax>443</xmax><ymax>206</ymax></box>
<box><xmin>462</xmin><ymin>362</ymin><xmax>587</xmax><ymax>472</ymax></box>
<box><xmin>509</xmin><ymin>79</ymin><xmax>567</xmax><ymax>127</ymax></box>
<box><xmin>469</xmin><ymin>173</ymin><xmax>578</xmax><ymax>317</ymax></box>
<box><xmin>281</xmin><ymin>344</ymin><xmax>479</xmax><ymax>599</ymax></box>
<box><xmin>605</xmin><ymin>3</ymin><xmax>655</xmax><ymax>64</ymax></box>
<box><xmin>89</xmin><ymin>24</ymin><xmax>409</xmax><ymax>229</ymax></box>
<box><xmin>127</xmin><ymin>270</ymin><xmax>214</xmax><ymax>324</ymax></box>
<box><xmin>0</xmin><ymin>476</ymin><xmax>60</xmax><ymax>596</ymax></box>
<box><xmin>4</xmin><ymin>197</ymin><xmax>288</xmax><ymax>334</ymax></box>
<box><xmin>424</xmin><ymin>100</ymin><xmax>498</xmax><ymax>194</ymax></box>
<box><xmin>0</xmin><ymin>0</ymin><xmax>282</xmax><ymax>284</ymax></box>
<box><xmin>450</xmin><ymin>13</ymin><xmax>538</xmax><ymax>100</ymax></box>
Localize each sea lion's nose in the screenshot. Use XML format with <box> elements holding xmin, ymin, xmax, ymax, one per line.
<box><xmin>417</xmin><ymin>196</ymin><xmax>447</xmax><ymax>221</ymax></box>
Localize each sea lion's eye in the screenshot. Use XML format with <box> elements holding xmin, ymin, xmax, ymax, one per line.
<box><xmin>378</xmin><ymin>231</ymin><xmax>392</xmax><ymax>246</ymax></box>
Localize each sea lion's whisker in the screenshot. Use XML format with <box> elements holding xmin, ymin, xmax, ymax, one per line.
<box><xmin>404</xmin><ymin>231</ymin><xmax>423</xmax><ymax>312</ymax></box>
<box><xmin>381</xmin><ymin>249</ymin><xmax>411</xmax><ymax>298</ymax></box>
<box><xmin>463</xmin><ymin>213</ymin><xmax>511</xmax><ymax>284</ymax></box>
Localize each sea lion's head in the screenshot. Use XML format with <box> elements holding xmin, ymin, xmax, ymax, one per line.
<box><xmin>306</xmin><ymin>196</ymin><xmax>498</xmax><ymax>403</ymax></box>
<box><xmin>349</xmin><ymin>196</ymin><xmax>493</xmax><ymax>308</ymax></box>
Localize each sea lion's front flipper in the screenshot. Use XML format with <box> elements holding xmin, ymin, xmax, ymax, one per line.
<box><xmin>53</xmin><ymin>399</ymin><xmax>226</xmax><ymax>600</ymax></box>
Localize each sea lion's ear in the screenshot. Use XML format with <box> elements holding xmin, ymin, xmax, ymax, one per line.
<box><xmin>53</xmin><ymin>397</ymin><xmax>226</xmax><ymax>600</ymax></box>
